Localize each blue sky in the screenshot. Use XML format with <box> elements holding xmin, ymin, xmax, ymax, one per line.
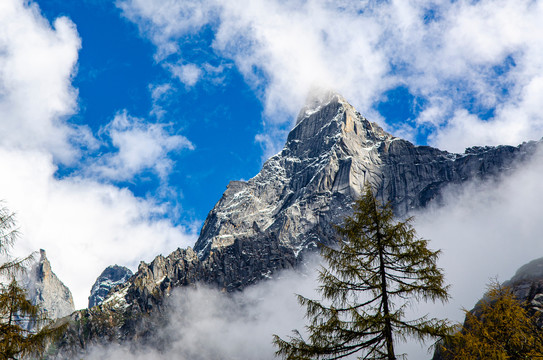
<box><xmin>36</xmin><ymin>0</ymin><xmax>266</xmax><ymax>222</ymax></box>
<box><xmin>3</xmin><ymin>0</ymin><xmax>543</xmax><ymax>310</ymax></box>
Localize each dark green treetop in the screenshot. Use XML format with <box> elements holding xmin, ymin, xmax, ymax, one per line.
<box><xmin>274</xmin><ymin>187</ymin><xmax>450</xmax><ymax>360</ymax></box>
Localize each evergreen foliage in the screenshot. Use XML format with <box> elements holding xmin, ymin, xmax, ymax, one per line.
<box><xmin>441</xmin><ymin>281</ymin><xmax>543</xmax><ymax>359</ymax></box>
<box><xmin>0</xmin><ymin>279</ymin><xmax>66</xmax><ymax>359</ymax></box>
<box><xmin>274</xmin><ymin>188</ymin><xmax>450</xmax><ymax>360</ymax></box>
<box><xmin>0</xmin><ymin>205</ymin><xmax>66</xmax><ymax>359</ymax></box>
<box><xmin>0</xmin><ymin>206</ymin><xmax>25</xmax><ymax>277</ymax></box>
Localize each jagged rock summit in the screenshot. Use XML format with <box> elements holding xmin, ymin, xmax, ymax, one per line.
<box><xmin>58</xmin><ymin>92</ymin><xmax>540</xmax><ymax>350</ymax></box>
<box><xmin>88</xmin><ymin>265</ymin><xmax>133</xmax><ymax>308</ymax></box>
<box><xmin>194</xmin><ymin>91</ymin><xmax>397</xmax><ymax>259</ymax></box>
<box><xmin>23</xmin><ymin>249</ymin><xmax>75</xmax><ymax>320</ymax></box>
<box><xmin>194</xmin><ymin>91</ymin><xmax>537</xmax><ymax>260</ymax></box>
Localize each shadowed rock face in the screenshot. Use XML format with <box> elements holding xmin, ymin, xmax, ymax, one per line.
<box><xmin>24</xmin><ymin>249</ymin><xmax>75</xmax><ymax>320</ymax></box>
<box><xmin>58</xmin><ymin>93</ymin><xmax>541</xmax><ymax>350</ymax></box>
<box><xmin>88</xmin><ymin>265</ymin><xmax>133</xmax><ymax>308</ymax></box>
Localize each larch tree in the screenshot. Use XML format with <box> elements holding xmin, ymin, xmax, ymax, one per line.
<box><xmin>440</xmin><ymin>281</ymin><xmax>543</xmax><ymax>359</ymax></box>
<box><xmin>274</xmin><ymin>187</ymin><xmax>450</xmax><ymax>360</ymax></box>
<box><xmin>0</xmin><ymin>204</ymin><xmax>66</xmax><ymax>360</ymax></box>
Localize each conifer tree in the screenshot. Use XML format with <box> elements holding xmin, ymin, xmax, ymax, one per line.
<box><xmin>0</xmin><ymin>206</ymin><xmax>25</xmax><ymax>277</ymax></box>
<box><xmin>441</xmin><ymin>281</ymin><xmax>543</xmax><ymax>359</ymax></box>
<box><xmin>0</xmin><ymin>204</ymin><xmax>66</xmax><ymax>359</ymax></box>
<box><xmin>274</xmin><ymin>188</ymin><xmax>450</xmax><ymax>360</ymax></box>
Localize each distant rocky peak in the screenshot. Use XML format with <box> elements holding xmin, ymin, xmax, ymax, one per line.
<box><xmin>88</xmin><ymin>265</ymin><xmax>133</xmax><ymax>308</ymax></box>
<box><xmin>506</xmin><ymin>257</ymin><xmax>543</xmax><ymax>285</ymax></box>
<box><xmin>23</xmin><ymin>249</ymin><xmax>74</xmax><ymax>320</ymax></box>
<box><xmin>35</xmin><ymin>249</ymin><xmax>51</xmax><ymax>279</ymax></box>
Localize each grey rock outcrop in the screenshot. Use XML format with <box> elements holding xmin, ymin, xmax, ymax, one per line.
<box><xmin>505</xmin><ymin>257</ymin><xmax>543</xmax><ymax>285</ymax></box>
<box><xmin>503</xmin><ymin>257</ymin><xmax>543</xmax><ymax>320</ymax></box>
<box><xmin>23</xmin><ymin>249</ymin><xmax>75</xmax><ymax>320</ymax></box>
<box><xmin>58</xmin><ymin>92</ymin><xmax>541</xmax><ymax>351</ymax></box>
<box><xmin>88</xmin><ymin>265</ymin><xmax>133</xmax><ymax>308</ymax></box>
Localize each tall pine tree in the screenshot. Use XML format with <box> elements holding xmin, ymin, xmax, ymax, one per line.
<box><xmin>274</xmin><ymin>188</ymin><xmax>450</xmax><ymax>360</ymax></box>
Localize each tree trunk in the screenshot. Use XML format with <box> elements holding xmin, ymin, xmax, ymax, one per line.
<box><xmin>375</xmin><ymin>204</ymin><xmax>396</xmax><ymax>360</ymax></box>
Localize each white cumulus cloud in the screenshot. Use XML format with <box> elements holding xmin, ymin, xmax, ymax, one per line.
<box><xmin>0</xmin><ymin>0</ymin><xmax>83</xmax><ymax>162</ymax></box>
<box><xmin>168</xmin><ymin>63</ymin><xmax>202</xmax><ymax>87</ymax></box>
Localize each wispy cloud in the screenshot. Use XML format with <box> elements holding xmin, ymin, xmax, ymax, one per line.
<box><xmin>84</xmin><ymin>260</ymin><xmax>321</xmax><ymax>360</ymax></box>
<box><xmin>118</xmin><ymin>0</ymin><xmax>543</xmax><ymax>156</ymax></box>
<box><xmin>87</xmin><ymin>111</ymin><xmax>194</xmax><ymax>182</ymax></box>
<box><xmin>167</xmin><ymin>63</ymin><xmax>203</xmax><ymax>87</ymax></box>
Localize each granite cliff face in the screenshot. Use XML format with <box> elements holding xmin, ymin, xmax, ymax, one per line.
<box><xmin>58</xmin><ymin>93</ymin><xmax>540</xmax><ymax>351</ymax></box>
<box><xmin>193</xmin><ymin>93</ymin><xmax>537</xmax><ymax>261</ymax></box>
<box><xmin>88</xmin><ymin>265</ymin><xmax>133</xmax><ymax>308</ymax></box>
<box><xmin>23</xmin><ymin>249</ymin><xmax>75</xmax><ymax>320</ymax></box>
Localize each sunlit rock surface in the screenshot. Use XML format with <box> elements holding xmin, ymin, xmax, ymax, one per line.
<box><xmin>23</xmin><ymin>249</ymin><xmax>75</xmax><ymax>320</ymax></box>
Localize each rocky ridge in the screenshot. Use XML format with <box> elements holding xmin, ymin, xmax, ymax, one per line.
<box><xmin>193</xmin><ymin>93</ymin><xmax>536</xmax><ymax>260</ymax></box>
<box><xmin>58</xmin><ymin>92</ymin><xmax>541</xmax><ymax>351</ymax></box>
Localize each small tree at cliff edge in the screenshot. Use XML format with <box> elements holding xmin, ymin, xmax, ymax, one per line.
<box><xmin>274</xmin><ymin>187</ymin><xmax>451</xmax><ymax>359</ymax></box>
<box><xmin>441</xmin><ymin>280</ymin><xmax>543</xmax><ymax>359</ymax></box>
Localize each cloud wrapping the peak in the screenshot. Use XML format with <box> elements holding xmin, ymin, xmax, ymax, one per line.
<box><xmin>119</xmin><ymin>0</ymin><xmax>543</xmax><ymax>155</ymax></box>
<box><xmin>84</xmin><ymin>261</ymin><xmax>321</xmax><ymax>360</ymax></box>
